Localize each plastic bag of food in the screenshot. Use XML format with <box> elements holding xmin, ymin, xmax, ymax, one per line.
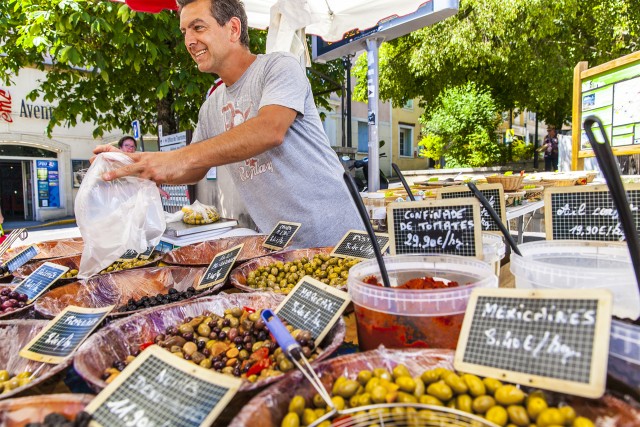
<box><xmin>182</xmin><ymin>200</ymin><xmax>220</xmax><ymax>225</ymax></box>
<box><xmin>75</xmin><ymin>152</ymin><xmax>166</xmax><ymax>278</ymax></box>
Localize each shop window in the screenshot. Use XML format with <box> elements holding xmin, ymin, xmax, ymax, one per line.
<box><xmin>72</xmin><ymin>159</ymin><xmax>90</xmax><ymax>188</ymax></box>
<box><xmin>0</xmin><ymin>144</ymin><xmax>56</xmax><ymax>157</ymax></box>
<box><xmin>357</xmin><ymin>121</ymin><xmax>368</xmax><ymax>153</ymax></box>
<box><xmin>403</xmin><ymin>99</ymin><xmax>414</xmax><ymax>110</ymax></box>
<box><xmin>399</xmin><ymin>125</ymin><xmax>413</xmax><ymax>157</ymax></box>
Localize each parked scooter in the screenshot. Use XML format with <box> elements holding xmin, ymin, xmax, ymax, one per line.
<box><xmin>348</xmin><ymin>154</ymin><xmax>389</xmax><ymax>192</ymax></box>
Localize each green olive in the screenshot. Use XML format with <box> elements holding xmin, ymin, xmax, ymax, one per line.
<box><xmin>536</xmin><ymin>408</ymin><xmax>566</xmax><ymax>427</ymax></box>
<box><xmin>456</xmin><ymin>394</ymin><xmax>473</xmax><ymax>413</ymax></box>
<box><xmin>483</xmin><ymin>377</ymin><xmax>503</xmax><ymax>395</ymax></box>
<box><xmin>462</xmin><ymin>373</ymin><xmax>486</xmax><ymax>397</ymax></box>
<box><xmin>280</xmin><ymin>412</ymin><xmax>300</xmax><ymax>427</ymax></box>
<box><xmin>494</xmin><ymin>385</ymin><xmax>525</xmax><ymax>406</ymax></box>
<box><xmin>334</xmin><ymin>379</ymin><xmax>360</xmax><ymax>399</ymax></box>
<box><xmin>559</xmin><ymin>406</ymin><xmax>576</xmax><ymax>424</ymax></box>
<box><xmin>506</xmin><ymin>405</ymin><xmax>530</xmax><ymax>426</ymax></box>
<box><xmin>395</xmin><ymin>376</ymin><xmax>416</xmax><ymax>393</ymax></box>
<box><xmin>426</xmin><ymin>381</ymin><xmax>453</xmax><ymax>402</ymax></box>
<box><xmin>472</xmin><ymin>395</ymin><xmax>496</xmax><ymax>414</ymax></box>
<box><xmin>486</xmin><ymin>405</ymin><xmax>508</xmax><ymax>426</ymax></box>
<box><xmin>288</xmin><ymin>395</ymin><xmax>306</xmax><ymax>417</ymax></box>
<box><xmin>301</xmin><ymin>408</ymin><xmax>318</xmax><ymax>426</ymax></box>
<box><xmin>526</xmin><ymin>395</ymin><xmax>548</xmax><ymax>420</ymax></box>
<box><xmin>413</xmin><ymin>376</ymin><xmax>425</xmax><ymax>398</ymax></box>
<box><xmin>573</xmin><ymin>416</ymin><xmax>595</xmax><ymax>427</ymax></box>
<box><xmin>443</xmin><ymin>372</ymin><xmax>468</xmax><ymax>395</ymax></box>
<box><xmin>392</xmin><ymin>364</ymin><xmax>412</xmax><ymax>379</ymax></box>
<box><xmin>371</xmin><ymin>385</ymin><xmax>388</xmax><ymax>404</ymax></box>
<box><xmin>418</xmin><ymin>394</ymin><xmax>443</xmax><ymax>406</ymax></box>
<box><xmin>356</xmin><ymin>370</ymin><xmax>373</xmax><ymax>386</ymax></box>
<box><xmin>420</xmin><ymin>369</ymin><xmax>441</xmax><ymax>384</ymax></box>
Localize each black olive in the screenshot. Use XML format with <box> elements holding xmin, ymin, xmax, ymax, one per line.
<box><xmin>168</xmin><ymin>288</ymin><xmax>178</xmax><ymax>295</ymax></box>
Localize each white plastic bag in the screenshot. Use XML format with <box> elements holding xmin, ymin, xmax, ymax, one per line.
<box><xmin>75</xmin><ymin>152</ymin><xmax>166</xmax><ymax>278</ymax></box>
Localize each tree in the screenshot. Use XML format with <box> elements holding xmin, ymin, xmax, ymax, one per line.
<box><xmin>0</xmin><ymin>0</ymin><xmax>344</xmax><ymax>138</ymax></box>
<box><xmin>418</xmin><ymin>81</ymin><xmax>502</xmax><ymax>167</ymax></box>
<box><xmin>352</xmin><ymin>0</ymin><xmax>640</xmax><ymax>130</ymax></box>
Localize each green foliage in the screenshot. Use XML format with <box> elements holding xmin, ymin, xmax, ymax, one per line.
<box><xmin>0</xmin><ymin>0</ymin><xmax>343</xmax><ymax>138</ymax></box>
<box><xmin>510</xmin><ymin>137</ymin><xmax>534</xmax><ymax>162</ymax></box>
<box><xmin>418</xmin><ymin>82</ymin><xmax>502</xmax><ymax>167</ymax></box>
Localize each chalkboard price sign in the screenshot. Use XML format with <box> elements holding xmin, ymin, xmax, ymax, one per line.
<box><xmin>86</xmin><ymin>345</ymin><xmax>241</xmax><ymax>427</ymax></box>
<box><xmin>263</xmin><ymin>221</ymin><xmax>302</xmax><ymax>250</ymax></box>
<box><xmin>118</xmin><ymin>249</ymin><xmax>139</xmax><ymax>261</ymax></box>
<box><xmin>138</xmin><ymin>246</ymin><xmax>156</xmax><ymax>260</ymax></box>
<box><xmin>455</xmin><ymin>288</ymin><xmax>612</xmax><ymax>398</ymax></box>
<box><xmin>387</xmin><ymin>199</ymin><xmax>483</xmax><ymax>257</ymax></box>
<box><xmin>196</xmin><ymin>243</ymin><xmax>244</xmax><ymax>290</ymax></box>
<box><xmin>5</xmin><ymin>245</ymin><xmax>39</xmax><ymax>273</ymax></box>
<box><xmin>545</xmin><ymin>183</ymin><xmax>640</xmax><ymax>241</ymax></box>
<box><xmin>438</xmin><ymin>184</ymin><xmax>506</xmax><ymax>232</ymax></box>
<box><xmin>275</xmin><ymin>276</ymin><xmax>351</xmax><ymax>348</ymax></box>
<box><xmin>14</xmin><ymin>262</ymin><xmax>69</xmax><ymax>303</ymax></box>
<box><xmin>19</xmin><ymin>305</ymin><xmax>114</xmax><ymax>364</ymax></box>
<box><xmin>330</xmin><ymin>230</ymin><xmax>390</xmax><ymax>260</ymax></box>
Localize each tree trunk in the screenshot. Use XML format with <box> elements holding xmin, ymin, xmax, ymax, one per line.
<box><xmin>156</xmin><ymin>92</ymin><xmax>178</xmax><ymax>136</ymax></box>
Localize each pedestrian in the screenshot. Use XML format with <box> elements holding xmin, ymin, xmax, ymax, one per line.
<box><xmin>115</xmin><ymin>135</ymin><xmax>171</xmax><ymax>200</ymax></box>
<box><xmin>538</xmin><ymin>127</ymin><xmax>559</xmax><ymax>172</ymax></box>
<box><xmin>93</xmin><ymin>0</ymin><xmax>362</xmax><ymax>247</ymax></box>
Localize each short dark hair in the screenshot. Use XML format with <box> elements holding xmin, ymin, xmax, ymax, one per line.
<box><xmin>117</xmin><ymin>136</ymin><xmax>137</xmax><ymax>149</ymax></box>
<box><xmin>177</xmin><ymin>0</ymin><xmax>250</xmax><ymax>48</ymax></box>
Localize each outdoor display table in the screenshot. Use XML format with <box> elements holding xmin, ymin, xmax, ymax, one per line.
<box><xmin>506</xmin><ymin>199</ymin><xmax>545</xmax><ymax>244</ymax></box>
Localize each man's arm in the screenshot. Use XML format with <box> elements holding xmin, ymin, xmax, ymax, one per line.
<box><xmin>95</xmin><ymin>105</ymin><xmax>297</xmax><ymax>184</ymax></box>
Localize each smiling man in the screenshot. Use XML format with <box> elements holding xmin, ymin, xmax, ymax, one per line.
<box><xmin>93</xmin><ymin>0</ymin><xmax>362</xmax><ymax>247</ymax></box>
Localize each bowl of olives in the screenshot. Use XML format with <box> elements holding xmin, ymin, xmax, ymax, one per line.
<box><xmin>0</xmin><ymin>393</ymin><xmax>94</xmax><ymax>425</ymax></box>
<box><xmin>0</xmin><ymin>238</ymin><xmax>84</xmax><ymax>264</ymax></box>
<box><xmin>0</xmin><ymin>286</ymin><xmax>32</xmax><ymax>320</ymax></box>
<box><xmin>230</xmin><ymin>247</ymin><xmax>360</xmax><ymax>294</ymax></box>
<box><xmin>0</xmin><ymin>320</ymin><xmax>73</xmax><ymax>400</ymax></box>
<box><xmin>229</xmin><ymin>347</ymin><xmax>640</xmax><ymax>427</ymax></box>
<box><xmin>73</xmin><ymin>292</ymin><xmax>345</xmax><ymax>394</ymax></box>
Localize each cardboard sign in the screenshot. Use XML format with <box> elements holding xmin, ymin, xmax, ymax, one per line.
<box><xmin>196</xmin><ymin>243</ymin><xmax>244</xmax><ymax>290</ymax></box>
<box><xmin>263</xmin><ymin>221</ymin><xmax>302</xmax><ymax>250</ymax></box>
<box><xmin>455</xmin><ymin>288</ymin><xmax>612</xmax><ymax>398</ymax></box>
<box><xmin>5</xmin><ymin>245</ymin><xmax>39</xmax><ymax>273</ymax></box>
<box><xmin>19</xmin><ymin>305</ymin><xmax>114</xmax><ymax>364</ymax></box>
<box><xmin>275</xmin><ymin>276</ymin><xmax>351</xmax><ymax>348</ymax></box>
<box><xmin>545</xmin><ymin>183</ymin><xmax>640</xmax><ymax>241</ymax></box>
<box><xmin>118</xmin><ymin>249</ymin><xmax>139</xmax><ymax>261</ymax></box>
<box><xmin>13</xmin><ymin>262</ymin><xmax>69</xmax><ymax>303</ymax></box>
<box><xmin>438</xmin><ymin>184</ymin><xmax>506</xmax><ymax>233</ymax></box>
<box><xmin>330</xmin><ymin>230</ymin><xmax>390</xmax><ymax>260</ymax></box>
<box><xmin>387</xmin><ymin>199</ymin><xmax>483</xmax><ymax>257</ymax></box>
<box><xmin>85</xmin><ymin>345</ymin><xmax>241</xmax><ymax>427</ymax></box>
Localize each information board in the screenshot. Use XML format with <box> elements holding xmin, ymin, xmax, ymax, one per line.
<box><xmin>262</xmin><ymin>221</ymin><xmax>301</xmax><ymax>251</ymax></box>
<box><xmin>5</xmin><ymin>245</ymin><xmax>39</xmax><ymax>273</ymax></box>
<box><xmin>544</xmin><ymin>183</ymin><xmax>640</xmax><ymax>240</ymax></box>
<box><xmin>455</xmin><ymin>288</ymin><xmax>612</xmax><ymax>399</ymax></box>
<box><xmin>387</xmin><ymin>199</ymin><xmax>483</xmax><ymax>257</ymax></box>
<box><xmin>275</xmin><ymin>276</ymin><xmax>351</xmax><ymax>348</ymax></box>
<box><xmin>13</xmin><ymin>262</ymin><xmax>69</xmax><ymax>303</ymax></box>
<box><xmin>438</xmin><ymin>184</ymin><xmax>506</xmax><ymax>232</ymax></box>
<box><xmin>86</xmin><ymin>345</ymin><xmax>241</xmax><ymax>427</ymax></box>
<box><xmin>196</xmin><ymin>244</ymin><xmax>244</xmax><ymax>290</ymax></box>
<box><xmin>572</xmin><ymin>51</ymin><xmax>640</xmax><ymax>169</ymax></box>
<box><xmin>330</xmin><ymin>230</ymin><xmax>390</xmax><ymax>260</ymax></box>
<box><xmin>19</xmin><ymin>305</ymin><xmax>114</xmax><ymax>364</ymax></box>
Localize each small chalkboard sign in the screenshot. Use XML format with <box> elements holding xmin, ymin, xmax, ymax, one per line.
<box><xmin>85</xmin><ymin>345</ymin><xmax>241</xmax><ymax>427</ymax></box>
<box><xmin>118</xmin><ymin>249</ymin><xmax>139</xmax><ymax>261</ymax></box>
<box><xmin>387</xmin><ymin>199</ymin><xmax>483</xmax><ymax>257</ymax></box>
<box><xmin>14</xmin><ymin>262</ymin><xmax>69</xmax><ymax>303</ymax></box>
<box><xmin>545</xmin><ymin>183</ymin><xmax>640</xmax><ymax>241</ymax></box>
<box><xmin>263</xmin><ymin>221</ymin><xmax>302</xmax><ymax>250</ymax></box>
<box><xmin>438</xmin><ymin>184</ymin><xmax>506</xmax><ymax>233</ymax></box>
<box><xmin>5</xmin><ymin>245</ymin><xmax>39</xmax><ymax>273</ymax></box>
<box><xmin>330</xmin><ymin>230</ymin><xmax>390</xmax><ymax>260</ymax></box>
<box><xmin>19</xmin><ymin>305</ymin><xmax>114</xmax><ymax>364</ymax></box>
<box><xmin>455</xmin><ymin>288</ymin><xmax>612</xmax><ymax>399</ymax></box>
<box><xmin>196</xmin><ymin>243</ymin><xmax>244</xmax><ymax>290</ymax></box>
<box><xmin>138</xmin><ymin>246</ymin><xmax>156</xmax><ymax>260</ymax></box>
<box><xmin>275</xmin><ymin>276</ymin><xmax>351</xmax><ymax>348</ymax></box>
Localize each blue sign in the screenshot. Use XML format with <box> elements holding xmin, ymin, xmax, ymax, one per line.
<box><xmin>36</xmin><ymin>160</ymin><xmax>60</xmax><ymax>208</ymax></box>
<box><xmin>132</xmin><ymin>119</ymin><xmax>140</xmax><ymax>139</ymax></box>
<box><xmin>14</xmin><ymin>262</ymin><xmax>69</xmax><ymax>303</ymax></box>
<box><xmin>6</xmin><ymin>246</ymin><xmax>39</xmax><ymax>273</ymax></box>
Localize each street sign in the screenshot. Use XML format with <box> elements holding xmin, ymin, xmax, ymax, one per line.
<box><xmin>132</xmin><ymin>120</ymin><xmax>140</xmax><ymax>139</ymax></box>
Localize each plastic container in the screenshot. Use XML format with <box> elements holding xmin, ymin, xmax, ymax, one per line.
<box><xmin>482</xmin><ymin>233</ymin><xmax>506</xmax><ymax>278</ymax></box>
<box><xmin>367</xmin><ymin>192</ymin><xmax>387</xmax><ymax>232</ymax></box>
<box><xmin>347</xmin><ymin>255</ymin><xmax>498</xmax><ymax>351</ymax></box>
<box><xmin>510</xmin><ymin>240</ymin><xmax>639</xmax><ymax>320</ymax></box>
<box><xmin>608</xmin><ymin>319</ymin><xmax>640</xmax><ymax>390</ymax></box>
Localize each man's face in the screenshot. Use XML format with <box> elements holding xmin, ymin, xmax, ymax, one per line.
<box><xmin>121</xmin><ymin>139</ymin><xmax>136</xmax><ymax>153</ymax></box>
<box><xmin>180</xmin><ymin>0</ymin><xmax>230</xmax><ymax>74</ymax></box>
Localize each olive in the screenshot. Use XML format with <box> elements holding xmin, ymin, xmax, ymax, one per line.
<box><xmin>443</xmin><ymin>372</ymin><xmax>468</xmax><ymax>395</ymax></box>
<box><xmin>392</xmin><ymin>364</ymin><xmax>411</xmax><ymax>379</ymax></box>
<box><xmin>494</xmin><ymin>385</ymin><xmax>525</xmax><ymax>406</ymax></box>
<box><xmin>426</xmin><ymin>381</ymin><xmax>453</xmax><ymax>402</ymax></box>
<box><xmin>395</xmin><ymin>376</ymin><xmax>416</xmax><ymax>393</ymax></box>
<box><xmin>506</xmin><ymin>405</ymin><xmax>530</xmax><ymax>426</ymax></box>
<box><xmin>288</xmin><ymin>395</ymin><xmax>306</xmax><ymax>416</ymax></box>
<box><xmin>420</xmin><ymin>369</ymin><xmax>441</xmax><ymax>384</ymax></box>
<box><xmin>456</xmin><ymin>394</ymin><xmax>473</xmax><ymax>413</ymax></box>
<box><xmin>483</xmin><ymin>377</ymin><xmax>503</xmax><ymax>395</ymax></box>
<box><xmin>413</xmin><ymin>376</ymin><xmax>425</xmax><ymax>398</ymax></box>
<box><xmin>536</xmin><ymin>408</ymin><xmax>566</xmax><ymax>427</ymax></box>
<box><xmin>302</xmin><ymin>408</ymin><xmax>318</xmax><ymax>425</ymax></box>
<box><xmin>370</xmin><ymin>385</ymin><xmax>388</xmax><ymax>404</ymax></box>
<box><xmin>527</xmin><ymin>396</ymin><xmax>548</xmax><ymax>420</ymax></box>
<box><xmin>462</xmin><ymin>373</ymin><xmax>486</xmax><ymax>397</ymax></box>
<box><xmin>573</xmin><ymin>416</ymin><xmax>595</xmax><ymax>427</ymax></box>
<box><xmin>281</xmin><ymin>412</ymin><xmax>300</xmax><ymax>427</ymax></box>
<box><xmin>559</xmin><ymin>405</ymin><xmax>576</xmax><ymax>424</ymax></box>
<box><xmin>472</xmin><ymin>395</ymin><xmax>496</xmax><ymax>414</ymax></box>
<box><xmin>334</xmin><ymin>379</ymin><xmax>360</xmax><ymax>399</ymax></box>
<box><xmin>418</xmin><ymin>394</ymin><xmax>443</xmax><ymax>406</ymax></box>
<box><xmin>356</xmin><ymin>370</ymin><xmax>373</xmax><ymax>386</ymax></box>
<box><xmin>485</xmin><ymin>405</ymin><xmax>508</xmax><ymax>426</ymax></box>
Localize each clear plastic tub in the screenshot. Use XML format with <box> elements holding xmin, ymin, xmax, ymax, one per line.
<box><xmin>347</xmin><ymin>255</ymin><xmax>498</xmax><ymax>351</ymax></box>
<box><xmin>482</xmin><ymin>233</ymin><xmax>506</xmax><ymax>277</ymax></box>
<box><xmin>510</xmin><ymin>240</ymin><xmax>639</xmax><ymax>320</ymax></box>
<box><xmin>608</xmin><ymin>319</ymin><xmax>640</xmax><ymax>390</ymax></box>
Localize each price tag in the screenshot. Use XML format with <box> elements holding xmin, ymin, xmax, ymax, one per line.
<box><xmin>13</xmin><ymin>262</ymin><xmax>69</xmax><ymax>303</ymax></box>
<box><xmin>438</xmin><ymin>184</ymin><xmax>506</xmax><ymax>232</ymax></box>
<box><xmin>196</xmin><ymin>244</ymin><xmax>244</xmax><ymax>290</ymax></box>
<box><xmin>118</xmin><ymin>249</ymin><xmax>139</xmax><ymax>261</ymax></box>
<box><xmin>19</xmin><ymin>305</ymin><xmax>114</xmax><ymax>364</ymax></box>
<box><xmin>85</xmin><ymin>345</ymin><xmax>241</xmax><ymax>427</ymax></box>
<box><xmin>387</xmin><ymin>199</ymin><xmax>483</xmax><ymax>257</ymax></box>
<box><xmin>545</xmin><ymin>183</ymin><xmax>640</xmax><ymax>241</ymax></box>
<box><xmin>275</xmin><ymin>276</ymin><xmax>351</xmax><ymax>348</ymax></box>
<box><xmin>330</xmin><ymin>230</ymin><xmax>390</xmax><ymax>260</ymax></box>
<box><xmin>4</xmin><ymin>245</ymin><xmax>39</xmax><ymax>273</ymax></box>
<box><xmin>138</xmin><ymin>246</ymin><xmax>156</xmax><ymax>260</ymax></box>
<box><xmin>263</xmin><ymin>221</ymin><xmax>302</xmax><ymax>250</ymax></box>
<box><xmin>455</xmin><ymin>288</ymin><xmax>612</xmax><ymax>398</ymax></box>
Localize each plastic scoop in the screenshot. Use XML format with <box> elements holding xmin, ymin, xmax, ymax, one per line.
<box><xmin>392</xmin><ymin>163</ymin><xmax>416</xmax><ymax>201</ymax></box>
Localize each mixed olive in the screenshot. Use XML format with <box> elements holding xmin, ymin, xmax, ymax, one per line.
<box><xmin>0</xmin><ymin>370</ymin><xmax>36</xmax><ymax>394</ymax></box>
<box><xmin>116</xmin><ymin>287</ymin><xmax>201</xmax><ymax>313</ymax></box>
<box><xmin>245</xmin><ymin>254</ymin><xmax>360</xmax><ymax>293</ymax></box>
<box><xmin>25</xmin><ymin>411</ymin><xmax>92</xmax><ymax>427</ymax></box>
<box><xmin>104</xmin><ymin>306</ymin><xmax>317</xmax><ymax>384</ymax></box>
<box><xmin>0</xmin><ymin>288</ymin><xmax>29</xmax><ymax>313</ymax></box>
<box><xmin>60</xmin><ymin>269</ymin><xmax>79</xmax><ymax>279</ymax></box>
<box><xmin>99</xmin><ymin>258</ymin><xmax>152</xmax><ymax>274</ymax></box>
<box><xmin>281</xmin><ymin>366</ymin><xmax>595</xmax><ymax>427</ymax></box>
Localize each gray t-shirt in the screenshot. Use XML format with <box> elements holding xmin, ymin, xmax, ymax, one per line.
<box><xmin>192</xmin><ymin>52</ymin><xmax>363</xmax><ymax>248</ymax></box>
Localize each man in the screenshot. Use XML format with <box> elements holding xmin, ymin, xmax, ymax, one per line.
<box><xmin>538</xmin><ymin>127</ymin><xmax>559</xmax><ymax>172</ymax></box>
<box><xmin>94</xmin><ymin>0</ymin><xmax>362</xmax><ymax>247</ymax></box>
